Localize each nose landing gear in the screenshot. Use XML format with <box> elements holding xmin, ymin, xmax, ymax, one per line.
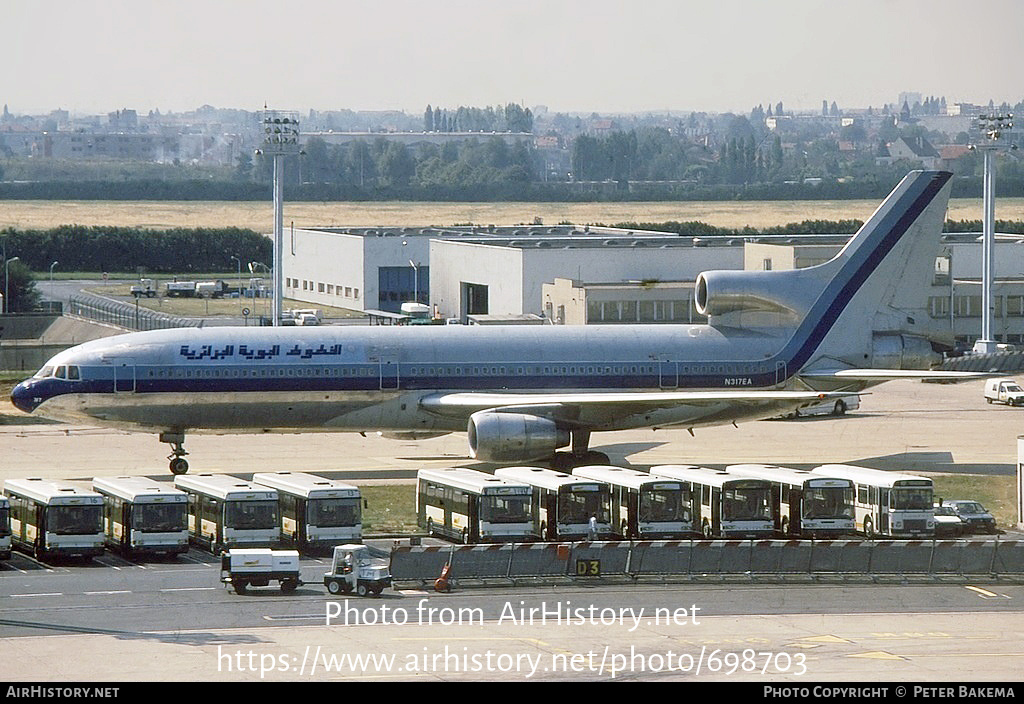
<box><xmin>160</xmin><ymin>432</ymin><xmax>189</xmax><ymax>475</ymax></box>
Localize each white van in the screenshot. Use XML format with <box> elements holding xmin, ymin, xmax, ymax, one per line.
<box><xmin>984</xmin><ymin>378</ymin><xmax>1024</xmax><ymax>406</ymax></box>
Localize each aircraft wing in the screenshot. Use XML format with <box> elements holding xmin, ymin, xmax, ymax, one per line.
<box><xmin>800</xmin><ymin>369</ymin><xmax>992</xmax><ymax>382</ymax></box>
<box><xmin>420</xmin><ymin>389</ymin><xmax>856</xmax><ymax>429</ymax></box>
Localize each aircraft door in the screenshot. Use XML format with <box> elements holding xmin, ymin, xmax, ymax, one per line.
<box><xmin>775</xmin><ymin>361</ymin><xmax>787</xmax><ymax>386</ymax></box>
<box><xmin>379</xmin><ymin>348</ymin><xmax>400</xmax><ymax>390</ymax></box>
<box><xmin>658</xmin><ymin>356</ymin><xmax>678</xmax><ymax>389</ymax></box>
<box><xmin>111</xmin><ymin>358</ymin><xmax>136</xmax><ymax>393</ymax></box>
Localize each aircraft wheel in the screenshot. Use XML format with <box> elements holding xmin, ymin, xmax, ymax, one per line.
<box><xmin>170</xmin><ymin>458</ymin><xmax>189</xmax><ymax>475</ymax></box>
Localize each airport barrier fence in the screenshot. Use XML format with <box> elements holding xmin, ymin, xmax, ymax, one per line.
<box><xmin>68</xmin><ymin>294</ymin><xmax>199</xmax><ymax>331</ymax></box>
<box><xmin>390</xmin><ymin>539</ymin><xmax>1024</xmax><ymax>585</ymax></box>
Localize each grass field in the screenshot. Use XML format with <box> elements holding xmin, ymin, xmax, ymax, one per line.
<box><xmin>2</xmin><ymin>198</ymin><xmax>1022</xmax><ymax>232</ymax></box>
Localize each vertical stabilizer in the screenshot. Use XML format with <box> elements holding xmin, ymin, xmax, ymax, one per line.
<box><xmin>801</xmin><ymin>170</ymin><xmax>952</xmax><ymax>370</ymax></box>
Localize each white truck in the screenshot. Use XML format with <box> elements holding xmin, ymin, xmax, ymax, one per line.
<box><xmin>323</xmin><ymin>544</ymin><xmax>392</xmax><ymax>597</ymax></box>
<box><xmin>130</xmin><ymin>278</ymin><xmax>157</xmax><ymax>298</ymax></box>
<box><xmin>221</xmin><ymin>548</ymin><xmax>303</xmax><ymax>594</ymax></box>
<box><xmin>984</xmin><ymin>378</ymin><xmax>1024</xmax><ymax>406</ymax></box>
<box><xmin>165</xmin><ymin>280</ymin><xmax>198</xmax><ymax>297</ymax></box>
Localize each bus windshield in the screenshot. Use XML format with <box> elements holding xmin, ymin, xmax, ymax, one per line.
<box><xmin>639</xmin><ymin>487</ymin><xmax>690</xmax><ymax>523</ymax></box>
<box><xmin>307</xmin><ymin>497</ymin><xmax>361</xmax><ymax>528</ymax></box>
<box><xmin>558</xmin><ymin>489</ymin><xmax>610</xmax><ymax>524</ymax></box>
<box><xmin>891</xmin><ymin>488</ymin><xmax>933</xmax><ymax>511</ymax></box>
<box><xmin>224</xmin><ymin>500</ymin><xmax>279</xmax><ymax>530</ymax></box>
<box><xmin>802</xmin><ymin>487</ymin><xmax>855</xmax><ymax>519</ymax></box>
<box><xmin>47</xmin><ymin>505</ymin><xmax>102</xmax><ymax>535</ymax></box>
<box><xmin>133</xmin><ymin>503</ymin><xmax>187</xmax><ymax>533</ymax></box>
<box><xmin>723</xmin><ymin>487</ymin><xmax>771</xmax><ymax>521</ymax></box>
<box><xmin>480</xmin><ymin>495</ymin><xmax>531</xmax><ymax>524</ymax></box>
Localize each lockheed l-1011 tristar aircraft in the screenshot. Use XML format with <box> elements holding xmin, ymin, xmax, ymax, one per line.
<box><xmin>11</xmin><ymin>170</ymin><xmax>979</xmax><ymax>474</ymax></box>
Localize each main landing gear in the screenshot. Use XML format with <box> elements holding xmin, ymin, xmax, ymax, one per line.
<box><xmin>549</xmin><ymin>430</ymin><xmax>610</xmax><ymax>470</ymax></box>
<box><xmin>160</xmin><ymin>432</ymin><xmax>189</xmax><ymax>475</ymax></box>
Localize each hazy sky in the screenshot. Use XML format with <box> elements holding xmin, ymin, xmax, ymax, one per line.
<box><xmin>5</xmin><ymin>0</ymin><xmax>1023</xmax><ymax>116</ymax></box>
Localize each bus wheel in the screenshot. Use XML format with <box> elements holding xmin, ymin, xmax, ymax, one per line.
<box><xmin>780</xmin><ymin>517</ymin><xmax>790</xmax><ymax>536</ymax></box>
<box><xmin>863</xmin><ymin>517</ymin><xmax>875</xmax><ymax>539</ymax></box>
<box><xmin>426</xmin><ymin>518</ymin><xmax>434</xmax><ymax>536</ymax></box>
<box><xmin>702</xmin><ymin>521</ymin><xmax>713</xmax><ymax>539</ymax></box>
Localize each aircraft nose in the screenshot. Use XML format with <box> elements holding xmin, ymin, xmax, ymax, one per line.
<box><xmin>10</xmin><ymin>380</ymin><xmax>39</xmax><ymax>414</ymax></box>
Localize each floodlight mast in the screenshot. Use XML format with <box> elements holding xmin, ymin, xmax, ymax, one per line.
<box><xmin>259</xmin><ymin>110</ymin><xmax>300</xmax><ymax>327</ymax></box>
<box><xmin>972</xmin><ymin>113</ymin><xmax>1015</xmax><ymax>354</ymax></box>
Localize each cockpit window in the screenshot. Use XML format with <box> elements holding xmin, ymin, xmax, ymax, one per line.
<box><xmin>67</xmin><ymin>366</ymin><xmax>80</xmax><ymax>380</ymax></box>
<box><xmin>34</xmin><ymin>366</ymin><xmax>54</xmax><ymax>379</ymax></box>
<box><xmin>55</xmin><ymin>366</ymin><xmax>67</xmax><ymax>379</ymax></box>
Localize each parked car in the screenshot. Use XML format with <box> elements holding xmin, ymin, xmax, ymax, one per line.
<box><xmin>779</xmin><ymin>395</ymin><xmax>860</xmax><ymax>419</ymax></box>
<box><xmin>941</xmin><ymin>500</ymin><xmax>997</xmax><ymax>534</ymax></box>
<box><xmin>932</xmin><ymin>505</ymin><xmax>966</xmax><ymax>538</ymax></box>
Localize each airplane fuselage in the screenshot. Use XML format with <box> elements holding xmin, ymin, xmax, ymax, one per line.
<box><xmin>12</xmin><ymin>322</ymin><xmax>801</xmax><ymax>435</ymax></box>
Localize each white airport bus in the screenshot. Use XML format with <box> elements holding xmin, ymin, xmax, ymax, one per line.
<box><xmin>494</xmin><ymin>466</ymin><xmax>613</xmax><ymax>540</ymax></box>
<box><xmin>3</xmin><ymin>478</ymin><xmax>105</xmax><ymax>559</ymax></box>
<box><xmin>571</xmin><ymin>465</ymin><xmax>693</xmax><ymax>539</ymax></box>
<box><xmin>811</xmin><ymin>464</ymin><xmax>934</xmax><ymax>538</ymax></box>
<box><xmin>0</xmin><ymin>496</ymin><xmax>11</xmax><ymax>559</ymax></box>
<box><xmin>91</xmin><ymin>476</ymin><xmax>189</xmax><ymax>556</ymax></box>
<box><xmin>724</xmin><ymin>464</ymin><xmax>855</xmax><ymax>537</ymax></box>
<box><xmin>417</xmin><ymin>468</ymin><xmax>534</xmax><ymax>543</ymax></box>
<box><xmin>173</xmin><ymin>474</ymin><xmax>280</xmax><ymax>552</ymax></box>
<box><xmin>252</xmin><ymin>471</ymin><xmax>362</xmax><ymax>552</ymax></box>
<box><xmin>648</xmin><ymin>465</ymin><xmax>774</xmax><ymax>539</ymax></box>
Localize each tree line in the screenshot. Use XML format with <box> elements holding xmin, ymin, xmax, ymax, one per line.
<box><xmin>1</xmin><ymin>226</ymin><xmax>271</xmax><ymax>274</ymax></box>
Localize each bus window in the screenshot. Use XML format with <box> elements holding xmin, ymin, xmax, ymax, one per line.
<box><xmin>558</xmin><ymin>491</ymin><xmax>609</xmax><ymax>524</ymax></box>
<box><xmin>481</xmin><ymin>495</ymin><xmax>531</xmax><ymax>524</ymax></box>
<box><xmin>308</xmin><ymin>497</ymin><xmax>361</xmax><ymax>527</ymax></box>
<box><xmin>133</xmin><ymin>502</ymin><xmax>187</xmax><ymax>533</ymax></box>
<box><xmin>225</xmin><ymin>501</ymin><xmax>278</xmax><ymax>530</ymax></box>
<box><xmin>723</xmin><ymin>487</ymin><xmax>771</xmax><ymax>521</ymax></box>
<box><xmin>639</xmin><ymin>489</ymin><xmax>690</xmax><ymax>523</ymax></box>
<box><xmin>803</xmin><ymin>487</ymin><xmax>855</xmax><ymax>519</ymax></box>
<box><xmin>49</xmin><ymin>504</ymin><xmax>103</xmax><ymax>535</ymax></box>
<box><xmin>891</xmin><ymin>488</ymin><xmax>932</xmax><ymax>511</ymax></box>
